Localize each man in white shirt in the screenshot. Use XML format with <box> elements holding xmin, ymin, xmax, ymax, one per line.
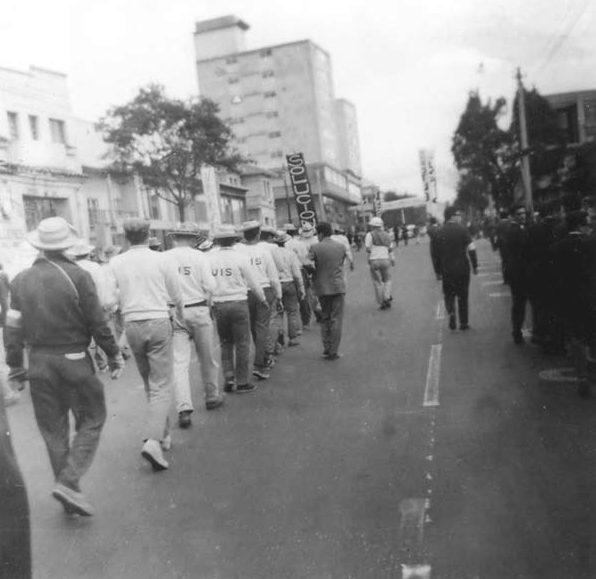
<box><xmin>210</xmin><ymin>224</ymin><xmax>267</xmax><ymax>393</ymax></box>
<box><xmin>275</xmin><ymin>232</ymin><xmax>306</xmax><ymax>347</ymax></box>
<box><xmin>365</xmin><ymin>217</ymin><xmax>395</xmax><ymax>310</ymax></box>
<box><xmin>107</xmin><ymin>219</ymin><xmax>184</xmax><ymax>472</ymax></box>
<box><xmin>331</xmin><ymin>227</ymin><xmax>355</xmax><ymax>283</ymax></box>
<box><xmin>298</xmin><ymin>222</ymin><xmax>321</xmax><ymax>323</ymax></box>
<box><xmin>235</xmin><ymin>221</ymin><xmax>281</xmax><ymax>381</ymax></box>
<box><xmin>166</xmin><ymin>224</ymin><xmax>221</xmax><ymax>429</ymax></box>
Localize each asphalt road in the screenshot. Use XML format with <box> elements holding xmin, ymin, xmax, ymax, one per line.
<box><xmin>5</xmin><ymin>238</ymin><xmax>596</xmax><ymax>579</ymax></box>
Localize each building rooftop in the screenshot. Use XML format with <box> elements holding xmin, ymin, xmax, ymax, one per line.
<box><xmin>195</xmin><ymin>15</ymin><xmax>250</xmax><ymax>34</ymax></box>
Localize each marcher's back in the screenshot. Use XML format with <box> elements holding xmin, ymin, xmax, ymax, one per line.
<box><xmin>311</xmin><ymin>239</ymin><xmax>346</xmax><ymax>295</ymax></box>
<box><xmin>438</xmin><ymin>222</ymin><xmax>472</xmax><ymax>275</ymax></box>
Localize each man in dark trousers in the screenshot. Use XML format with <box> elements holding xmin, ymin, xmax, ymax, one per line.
<box><xmin>550</xmin><ymin>211</ymin><xmax>594</xmax><ymax>396</ymax></box>
<box><xmin>436</xmin><ymin>206</ymin><xmax>478</xmax><ymax>331</ymax></box>
<box><xmin>427</xmin><ymin>217</ymin><xmax>441</xmax><ymax>280</ymax></box>
<box><xmin>495</xmin><ymin>209</ymin><xmax>511</xmax><ymax>284</ymax></box>
<box><xmin>503</xmin><ymin>204</ymin><xmax>530</xmax><ymax>344</ymax></box>
<box><xmin>5</xmin><ymin>217</ymin><xmax>124</xmax><ymax>516</ymax></box>
<box><xmin>309</xmin><ymin>222</ymin><xmax>347</xmax><ymax>360</ymax></box>
<box><xmin>0</xmin><ymin>401</ymin><xmax>31</xmax><ymax>579</ymax></box>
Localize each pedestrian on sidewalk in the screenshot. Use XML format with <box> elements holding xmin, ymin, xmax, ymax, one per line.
<box><xmin>427</xmin><ymin>217</ymin><xmax>442</xmax><ymax>280</ymax></box>
<box><xmin>503</xmin><ymin>204</ymin><xmax>530</xmax><ymax>343</ymax></box>
<box><xmin>5</xmin><ymin>217</ymin><xmax>124</xmax><ymax>516</ymax></box>
<box><xmin>365</xmin><ymin>217</ymin><xmax>394</xmax><ymax>309</ymax></box>
<box><xmin>235</xmin><ymin>220</ymin><xmax>281</xmax><ymax>381</ymax></box>
<box><xmin>436</xmin><ymin>206</ymin><xmax>478</xmax><ymax>331</ymax></box>
<box><xmin>210</xmin><ymin>224</ymin><xmax>267</xmax><ymax>393</ymax></box>
<box><xmin>166</xmin><ymin>223</ymin><xmax>222</xmax><ymax>429</ymax></box>
<box><xmin>275</xmin><ymin>231</ymin><xmax>306</xmax><ymax>347</ymax></box>
<box><xmin>309</xmin><ymin>222</ymin><xmax>348</xmax><ymax>360</ymax></box>
<box><xmin>107</xmin><ymin>218</ymin><xmax>183</xmax><ymax>472</ymax></box>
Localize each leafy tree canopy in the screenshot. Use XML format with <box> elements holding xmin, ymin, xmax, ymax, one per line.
<box><xmin>98</xmin><ymin>84</ymin><xmax>245</xmax><ymax>221</ymax></box>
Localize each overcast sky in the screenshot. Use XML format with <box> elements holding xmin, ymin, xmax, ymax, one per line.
<box><xmin>1</xmin><ymin>0</ymin><xmax>594</xmax><ymax>200</ymax></box>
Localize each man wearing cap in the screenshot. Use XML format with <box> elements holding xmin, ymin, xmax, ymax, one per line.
<box><xmin>4</xmin><ymin>217</ymin><xmax>124</xmax><ymax>516</ymax></box>
<box><xmin>309</xmin><ymin>222</ymin><xmax>348</xmax><ymax>360</ymax></box>
<box><xmin>166</xmin><ymin>223</ymin><xmax>221</xmax><ymax>427</ymax></box>
<box><xmin>236</xmin><ymin>221</ymin><xmax>281</xmax><ymax>380</ymax></box>
<box><xmin>211</xmin><ymin>224</ymin><xmax>267</xmax><ymax>393</ymax></box>
<box><xmin>365</xmin><ymin>217</ymin><xmax>395</xmax><ymax>309</ymax></box>
<box><xmin>285</xmin><ymin>223</ymin><xmax>311</xmax><ymax>329</ymax></box>
<box><xmin>274</xmin><ymin>231</ymin><xmax>306</xmax><ymax>347</ymax></box>
<box><xmin>148</xmin><ymin>237</ymin><xmax>162</xmax><ymax>252</ymax></box>
<box><xmin>107</xmin><ymin>218</ymin><xmax>184</xmax><ymax>471</ymax></box>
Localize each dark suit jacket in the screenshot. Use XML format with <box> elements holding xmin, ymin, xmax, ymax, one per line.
<box><xmin>310</xmin><ymin>237</ymin><xmax>347</xmax><ymax>296</ymax></box>
<box><xmin>436</xmin><ymin>222</ymin><xmax>476</xmax><ymax>276</ymax></box>
<box><xmin>503</xmin><ymin>222</ymin><xmax>529</xmax><ymax>281</ymax></box>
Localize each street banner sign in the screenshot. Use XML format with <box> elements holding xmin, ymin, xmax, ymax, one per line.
<box><xmin>373</xmin><ymin>189</ymin><xmax>382</xmax><ymax>216</ymax></box>
<box><xmin>419</xmin><ymin>150</ymin><xmax>438</xmax><ymax>203</ymax></box>
<box><xmin>286</xmin><ymin>153</ymin><xmax>318</xmax><ymax>226</ymax></box>
<box><xmin>200</xmin><ymin>164</ymin><xmax>222</xmax><ymax>232</ymax></box>
<box><xmin>381</xmin><ymin>197</ymin><xmax>426</xmax><ymax>211</ymax></box>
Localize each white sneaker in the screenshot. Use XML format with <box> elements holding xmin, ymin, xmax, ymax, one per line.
<box><xmin>141</xmin><ymin>439</ymin><xmax>169</xmax><ymax>471</ymax></box>
<box><xmin>52</xmin><ymin>483</ymin><xmax>95</xmax><ymax>516</ymax></box>
<box><xmin>160</xmin><ymin>435</ymin><xmax>172</xmax><ymax>451</ymax></box>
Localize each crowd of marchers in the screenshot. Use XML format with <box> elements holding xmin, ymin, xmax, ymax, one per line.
<box><xmin>1</xmin><ymin>212</ymin><xmax>360</xmax><ymax>538</ymax></box>
<box><xmin>429</xmin><ymin>199</ymin><xmax>596</xmax><ymax>398</ymax></box>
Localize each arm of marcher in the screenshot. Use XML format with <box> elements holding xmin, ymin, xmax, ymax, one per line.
<box><xmin>4</xmin><ymin>276</ymin><xmax>24</xmax><ymax>370</ymax></box>
<box><xmin>264</xmin><ymin>250</ymin><xmax>282</xmax><ymax>300</ymax></box>
<box><xmin>162</xmin><ymin>257</ymin><xmax>184</xmax><ymax>319</ymax></box>
<box><xmin>290</xmin><ymin>253</ymin><xmax>305</xmax><ymax>296</ymax></box>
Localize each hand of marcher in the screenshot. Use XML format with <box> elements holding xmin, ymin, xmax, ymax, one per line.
<box><xmin>299</xmin><ymin>291</ymin><xmax>306</xmax><ymax>301</ymax></box>
<box><xmin>108</xmin><ymin>353</ymin><xmax>125</xmax><ymax>380</ymax></box>
<box><xmin>261</xmin><ymin>299</ymin><xmax>270</xmax><ymax>310</ymax></box>
<box><xmin>350</xmin><ymin>262</ymin><xmax>355</xmax><ymax>271</ymax></box>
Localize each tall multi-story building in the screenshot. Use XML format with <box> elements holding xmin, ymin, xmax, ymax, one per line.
<box><xmin>194</xmin><ymin>15</ymin><xmax>362</xmax><ymax>228</ymax></box>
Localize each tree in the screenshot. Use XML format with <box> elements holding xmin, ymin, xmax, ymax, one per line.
<box><xmin>451</xmin><ymin>92</ymin><xmax>517</xmax><ymax>209</ymax></box>
<box><xmin>455</xmin><ymin>172</ymin><xmax>489</xmax><ymax>214</ymax></box>
<box><xmin>98</xmin><ymin>84</ymin><xmax>244</xmax><ymax>221</ymax></box>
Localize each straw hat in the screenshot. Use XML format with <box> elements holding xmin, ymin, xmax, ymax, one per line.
<box><xmin>167</xmin><ymin>222</ymin><xmax>201</xmax><ymax>237</ymax></box>
<box><xmin>66</xmin><ymin>240</ymin><xmax>95</xmax><ymax>257</ymax></box>
<box><xmin>300</xmin><ymin>222</ymin><xmax>315</xmax><ymax>238</ymax></box>
<box><xmin>369</xmin><ymin>217</ymin><xmax>384</xmax><ymax>228</ymax></box>
<box><xmin>26</xmin><ymin>217</ymin><xmax>79</xmax><ymax>251</ymax></box>
<box><xmin>242</xmin><ymin>220</ymin><xmax>261</xmax><ymax>232</ymax></box>
<box><xmin>213</xmin><ymin>224</ymin><xmax>239</xmax><ymax>240</ymax></box>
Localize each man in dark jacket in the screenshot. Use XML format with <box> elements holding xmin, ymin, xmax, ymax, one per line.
<box><xmin>5</xmin><ymin>217</ymin><xmax>124</xmax><ymax>516</ymax></box>
<box><xmin>436</xmin><ymin>206</ymin><xmax>478</xmax><ymax>331</ymax></box>
<box><xmin>427</xmin><ymin>217</ymin><xmax>441</xmax><ymax>280</ymax></box>
<box><xmin>550</xmin><ymin>211</ymin><xmax>593</xmax><ymax>396</ymax></box>
<box><xmin>503</xmin><ymin>204</ymin><xmax>530</xmax><ymax>343</ymax></box>
<box><xmin>495</xmin><ymin>209</ymin><xmax>511</xmax><ymax>284</ymax></box>
<box><xmin>309</xmin><ymin>222</ymin><xmax>347</xmax><ymax>360</ymax></box>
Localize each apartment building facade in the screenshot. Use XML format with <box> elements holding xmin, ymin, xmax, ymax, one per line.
<box><xmin>194</xmin><ymin>15</ymin><xmax>362</xmax><ymax>228</ymax></box>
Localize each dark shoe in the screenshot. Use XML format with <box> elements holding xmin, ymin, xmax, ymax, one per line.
<box><xmin>52</xmin><ymin>483</ymin><xmax>95</xmax><ymax>516</ymax></box>
<box><xmin>460</xmin><ymin>324</ymin><xmax>470</xmax><ymax>330</ymax></box>
<box><xmin>178</xmin><ymin>410</ymin><xmax>192</xmax><ymax>428</ymax></box>
<box><xmin>513</xmin><ymin>332</ymin><xmax>524</xmax><ymax>345</ymax></box>
<box><xmin>322</xmin><ymin>350</ymin><xmax>330</xmax><ymax>357</ymax></box>
<box><xmin>325</xmin><ymin>353</ymin><xmax>343</xmax><ymax>361</ymax></box>
<box><xmin>205</xmin><ymin>397</ymin><xmax>224</xmax><ymax>410</ymax></box>
<box><xmin>448</xmin><ymin>314</ymin><xmax>456</xmax><ymax>330</ymax></box>
<box><xmin>236</xmin><ymin>383</ymin><xmax>257</xmax><ymax>394</ymax></box>
<box><xmin>577</xmin><ymin>378</ymin><xmax>591</xmax><ymax>398</ymax></box>
<box><xmin>314</xmin><ymin>311</ymin><xmax>323</xmax><ymax>323</ymax></box>
<box><xmin>224</xmin><ymin>378</ymin><xmax>235</xmax><ymax>393</ymax></box>
<box><xmin>253</xmin><ymin>368</ymin><xmax>270</xmax><ymax>380</ymax></box>
<box><xmin>380</xmin><ymin>302</ymin><xmax>388</xmax><ymax>310</ymax></box>
<box><xmin>288</xmin><ymin>339</ymin><xmax>300</xmax><ymax>347</ymax></box>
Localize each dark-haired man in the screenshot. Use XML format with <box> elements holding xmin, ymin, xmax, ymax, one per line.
<box><xmin>503</xmin><ymin>204</ymin><xmax>530</xmax><ymax>343</ymax></box>
<box><xmin>436</xmin><ymin>207</ymin><xmax>478</xmax><ymax>331</ymax></box>
<box><xmin>309</xmin><ymin>222</ymin><xmax>347</xmax><ymax>360</ymax></box>
<box><xmin>108</xmin><ymin>218</ymin><xmax>183</xmax><ymax>471</ymax></box>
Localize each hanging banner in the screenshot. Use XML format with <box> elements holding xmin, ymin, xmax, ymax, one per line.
<box><xmin>286</xmin><ymin>153</ymin><xmax>318</xmax><ymax>226</ymax></box>
<box><xmin>419</xmin><ymin>150</ymin><xmax>438</xmax><ymax>203</ymax></box>
<box><xmin>373</xmin><ymin>189</ymin><xmax>383</xmax><ymax>216</ymax></box>
<box><xmin>200</xmin><ymin>164</ymin><xmax>222</xmax><ymax>232</ymax></box>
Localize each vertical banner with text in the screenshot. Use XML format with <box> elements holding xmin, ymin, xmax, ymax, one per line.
<box><xmin>419</xmin><ymin>150</ymin><xmax>438</xmax><ymax>203</ymax></box>
<box><xmin>286</xmin><ymin>153</ymin><xmax>318</xmax><ymax>226</ymax></box>
<box><xmin>200</xmin><ymin>164</ymin><xmax>222</xmax><ymax>233</ymax></box>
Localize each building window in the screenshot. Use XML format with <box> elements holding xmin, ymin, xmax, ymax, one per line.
<box><xmin>270</xmin><ymin>150</ymin><xmax>283</xmax><ymax>158</ymax></box>
<box><xmin>87</xmin><ymin>198</ymin><xmax>100</xmax><ymax>225</ymax></box>
<box><xmin>7</xmin><ymin>112</ymin><xmax>19</xmax><ymax>140</ymax></box>
<box><xmin>264</xmin><ymin>91</ymin><xmax>277</xmax><ymax>98</ymax></box>
<box><xmin>49</xmin><ymin>118</ymin><xmax>67</xmax><ymax>144</ymax></box>
<box><xmin>262</xmin><ymin>70</ymin><xmax>274</xmax><ymax>78</ymax></box>
<box><xmin>225</xmin><ymin>56</ymin><xmax>237</xmax><ymax>65</ymax></box>
<box><xmin>266</xmin><ymin>111</ymin><xmax>279</xmax><ymax>118</ymax></box>
<box><xmin>149</xmin><ymin>193</ymin><xmax>161</xmax><ymax>220</ymax></box>
<box><xmin>29</xmin><ymin>115</ymin><xmax>39</xmax><ymax>140</ymax></box>
<box><xmin>268</xmin><ymin>131</ymin><xmax>281</xmax><ymax>138</ymax></box>
<box><xmin>260</xmin><ymin>49</ymin><xmax>272</xmax><ymax>57</ymax></box>
<box><xmin>228</xmin><ymin>77</ymin><xmax>239</xmax><ymax>84</ymax></box>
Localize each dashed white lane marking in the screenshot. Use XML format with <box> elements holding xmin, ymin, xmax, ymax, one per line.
<box><xmin>402</xmin><ymin>564</ymin><xmax>432</xmax><ymax>579</ymax></box>
<box><xmin>477</xmin><ymin>272</ymin><xmax>500</xmax><ymax>277</ymax></box>
<box><xmin>539</xmin><ymin>367</ymin><xmax>578</xmax><ymax>383</ymax></box>
<box><xmin>482</xmin><ymin>280</ymin><xmax>504</xmax><ymax>286</ymax></box>
<box><xmin>423</xmin><ymin>344</ymin><xmax>442</xmax><ymax>407</ymax></box>
<box><xmin>435</xmin><ymin>301</ymin><xmax>445</xmax><ymax>320</ymax></box>
<box><xmin>489</xmin><ymin>292</ymin><xmax>510</xmax><ymax>298</ymax></box>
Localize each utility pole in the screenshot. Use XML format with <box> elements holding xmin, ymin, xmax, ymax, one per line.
<box><xmin>516</xmin><ymin>67</ymin><xmax>533</xmax><ymax>214</ymax></box>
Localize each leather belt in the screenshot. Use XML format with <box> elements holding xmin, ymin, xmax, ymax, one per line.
<box><xmin>184</xmin><ymin>301</ymin><xmax>207</xmax><ymax>308</ymax></box>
